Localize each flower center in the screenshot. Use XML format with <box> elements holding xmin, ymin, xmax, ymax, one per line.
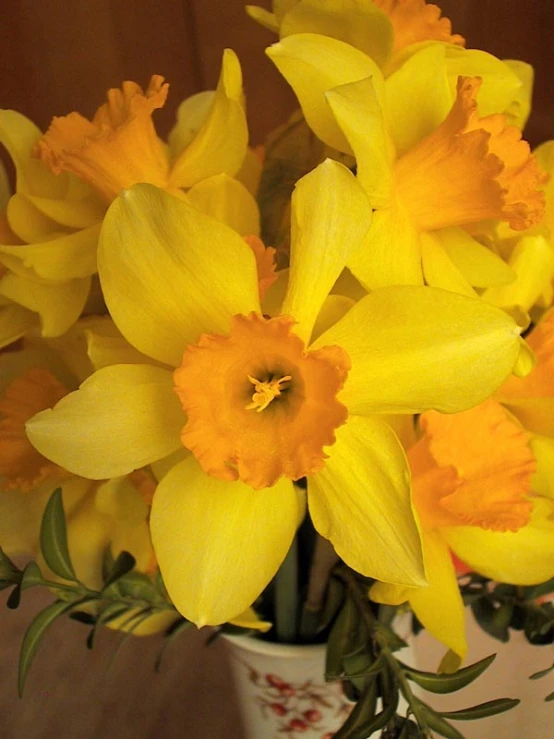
<box><xmin>246</xmin><ymin>373</ymin><xmax>292</xmax><ymax>412</ymax></box>
<box><xmin>174</xmin><ymin>312</ymin><xmax>350</xmax><ymax>489</ymax></box>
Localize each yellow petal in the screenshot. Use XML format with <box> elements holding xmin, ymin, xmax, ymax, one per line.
<box><xmin>438</xmin><ymin>227</ymin><xmax>515</xmax><ymax>288</ymax></box>
<box><xmin>503</xmin><ymin>60</ymin><xmax>533</xmax><ymax>130</ymax></box>
<box><xmin>420</xmin><ymin>232</ymin><xmax>476</xmax><ymax>297</ymax></box>
<box><xmin>313</xmin><ymin>285</ymin><xmax>521</xmax><ymax>414</ymax></box>
<box><xmin>374</xmin><ymin>529</ymin><xmax>467</xmax><ymax>659</ymax></box>
<box><xmin>167</xmin><ymin>90</ymin><xmax>215</xmax><ymax>159</ymax></box>
<box><xmin>267</xmin><ymin>33</ymin><xmax>383</xmax><ymax>153</ymax></box>
<box><xmin>169</xmin><ymin>50</ymin><xmax>248</xmax><ymax>188</ymax></box>
<box><xmin>25</xmin><ymin>192</ymin><xmax>105</xmax><ymax>230</ymax></box>
<box><xmin>385</xmin><ymin>44</ymin><xmax>451</xmax><ymax>156</ymax></box>
<box><xmin>325</xmin><ymin>76</ymin><xmax>393</xmax><ymax>207</ymax></box>
<box><xmin>7</xmin><ymin>193</ymin><xmax>65</xmax><ymax>243</ymax></box>
<box><xmin>501</xmin><ymin>398</ymin><xmax>554</xmax><ymax>438</ymax></box>
<box><xmin>348</xmin><ymin>204</ymin><xmax>423</xmax><ymax>290</ymax></box>
<box><xmin>0</xmin><ymin>303</ymin><xmax>37</xmax><ymax>348</ymax></box>
<box><xmin>445</xmin><ymin>48</ymin><xmax>530</xmax><ymax>123</ymax></box>
<box><xmin>0</xmin><ymin>272</ymin><xmax>91</xmax><ymax>337</ymax></box>
<box><xmin>186</xmin><ymin>174</ymin><xmax>260</xmax><ymax>236</ymax></box>
<box><xmin>531</xmin><ymin>435</ymin><xmax>554</xmax><ymax>500</ymax></box>
<box><xmin>246</xmin><ymin>5</ymin><xmax>280</xmax><ymax>32</ymax></box>
<box><xmin>84</xmin><ymin>319</ymin><xmax>157</xmax><ymax>370</ymax></box>
<box><xmin>25</xmin><ymin>364</ymin><xmax>183</xmax><ymax>479</ymax></box>
<box><xmin>309</xmin><ymin>415</ymin><xmax>425</xmax><ymax>586</ymax></box>
<box><xmin>445</xmin><ymin>497</ymin><xmax>554</xmax><ymax>585</ymax></box>
<box><xmin>0</xmin><ymin>110</ymin><xmax>68</xmax><ymax>198</ymax></box>
<box><xmin>484</xmin><ymin>235</ymin><xmax>554</xmax><ymax>313</ymax></box>
<box><xmin>281</xmin><ymin>160</ymin><xmax>372</xmax><ymax>342</ymax></box>
<box><xmin>98</xmin><ymin>184</ymin><xmax>260</xmax><ymax>367</ymax></box>
<box><xmin>311</xmin><ymin>294</ymin><xmax>354</xmax><ymax>342</ymax></box>
<box><xmin>0</xmin><ymin>223</ymin><xmax>100</xmax><ymax>280</ymax></box>
<box><xmin>229</xmin><ymin>607</ymin><xmax>272</xmax><ymax>633</ymax></box>
<box><xmin>280</xmin><ymin>0</ymin><xmax>394</xmax><ymax>68</ymax></box>
<box><xmin>150</xmin><ymin>455</ymin><xmax>300</xmax><ymax>626</ymax></box>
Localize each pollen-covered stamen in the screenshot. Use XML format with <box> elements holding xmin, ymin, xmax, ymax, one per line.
<box><xmin>246</xmin><ymin>373</ymin><xmax>292</xmax><ymax>412</ymax></box>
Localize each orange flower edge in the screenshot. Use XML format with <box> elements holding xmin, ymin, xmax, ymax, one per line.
<box><xmin>395</xmin><ymin>76</ymin><xmax>546</xmax><ymax>232</ymax></box>
<box><xmin>374</xmin><ymin>0</ymin><xmax>464</xmax><ymax>53</ymax></box>
<box><xmin>243</xmin><ymin>234</ymin><xmax>278</xmax><ymax>300</ymax></box>
<box><xmin>174</xmin><ymin>312</ymin><xmax>350</xmax><ymax>489</ymax></box>
<box><xmin>420</xmin><ymin>400</ymin><xmax>535</xmax><ymax>533</ymax></box>
<box><xmin>34</xmin><ymin>76</ymin><xmax>170</xmax><ymax>203</ymax></box>
<box><xmin>0</xmin><ymin>368</ymin><xmax>70</xmax><ymax>491</ymax></box>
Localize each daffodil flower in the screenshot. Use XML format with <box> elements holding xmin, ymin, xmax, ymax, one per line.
<box><xmin>0</xmin><ymin>51</ymin><xmax>253</xmax><ymax>341</ymax></box>
<box><xmin>484</xmin><ymin>141</ymin><xmax>554</xmax><ymax>315</ymax></box>
<box><xmin>372</xmin><ymin>398</ymin><xmax>554</xmax><ymax>661</ymax></box>
<box><xmin>25</xmin><ymin>161</ymin><xmax>523</xmax><ymax>626</ymax></box>
<box><xmin>248</xmin><ymin>0</ymin><xmax>464</xmax><ymax>72</ymax></box>
<box><xmin>267</xmin><ymin>35</ymin><xmax>545</xmax><ymax>295</ymax></box>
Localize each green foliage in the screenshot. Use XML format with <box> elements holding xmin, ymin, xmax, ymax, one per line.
<box><xmin>1</xmin><ymin>488</ymin><xmax>183</xmax><ymax>696</ymax></box>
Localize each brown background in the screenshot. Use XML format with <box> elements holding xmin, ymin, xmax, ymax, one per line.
<box><xmin>0</xmin><ymin>2</ymin><xmax>552</xmax><ymax>738</ymax></box>
<box><xmin>0</xmin><ymin>0</ymin><xmax>551</xmax><ymax>147</ymax></box>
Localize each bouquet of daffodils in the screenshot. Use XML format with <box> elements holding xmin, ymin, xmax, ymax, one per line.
<box><xmin>1</xmin><ymin>0</ymin><xmax>554</xmax><ymax>735</ymax></box>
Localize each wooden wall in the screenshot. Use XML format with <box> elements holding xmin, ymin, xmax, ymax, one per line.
<box><xmin>0</xmin><ymin>0</ymin><xmax>551</xmax><ymax>147</ymax></box>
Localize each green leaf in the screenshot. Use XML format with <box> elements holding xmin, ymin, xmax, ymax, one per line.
<box><xmin>351</xmin><ymin>695</ymin><xmax>399</xmax><ymax>738</ymax></box>
<box><xmin>374</xmin><ymin>621</ymin><xmax>408</xmax><ymax>652</ymax></box>
<box><xmin>401</xmin><ymin>653</ymin><xmax>496</xmax><ymax>694</ymax></box>
<box><xmin>105</xmin><ymin>571</ymin><xmax>159</xmax><ymax>603</ymax></box>
<box><xmin>18</xmin><ymin>599</ymin><xmax>89</xmax><ymax>696</ymax></box>
<box><xmin>438</xmin><ymin>698</ymin><xmax>520</xmax><ymax>721</ymax></box>
<box><xmin>530</xmin><ymin>663</ymin><xmax>554</xmax><ymax>680</ymax></box>
<box><xmin>154</xmin><ymin>619</ymin><xmax>191</xmax><ymax>672</ymax></box>
<box><xmin>0</xmin><ymin>547</ymin><xmax>21</xmax><ymax>583</ymax></box>
<box><xmin>333</xmin><ymin>680</ymin><xmax>378</xmax><ymax>739</ymax></box>
<box><xmin>102</xmin><ymin>551</ymin><xmax>136</xmax><ymax>588</ymax></box>
<box><xmin>471</xmin><ymin>598</ymin><xmax>511</xmax><ymax>642</ymax></box>
<box><xmin>342</xmin><ymin>648</ymin><xmax>384</xmax><ymax>693</ymax></box>
<box><xmin>39</xmin><ymin>488</ymin><xmax>76</xmax><ymax>582</ymax></box>
<box><xmin>21</xmin><ymin>562</ymin><xmax>44</xmax><ymax>590</ymax></box>
<box><xmin>325</xmin><ymin>596</ymin><xmax>360</xmax><ymax>680</ymax></box>
<box><xmin>545</xmin><ymin>691</ymin><xmax>554</xmax><ymax>702</ymax></box>
<box><xmin>418</xmin><ymin>703</ymin><xmax>465</xmax><ymax>739</ymax></box>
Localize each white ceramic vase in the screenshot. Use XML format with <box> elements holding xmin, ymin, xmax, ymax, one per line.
<box><xmin>224</xmin><ymin>625</ymin><xmax>415</xmax><ymax>738</ymax></box>
<box><xmin>224</xmin><ymin>635</ymin><xmax>351</xmax><ymax>738</ymax></box>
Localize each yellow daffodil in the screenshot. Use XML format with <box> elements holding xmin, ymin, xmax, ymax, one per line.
<box><xmin>0</xmin><ymin>51</ymin><xmax>252</xmax><ymax>341</ymax></box>
<box><xmin>267</xmin><ymin>35</ymin><xmax>544</xmax><ymax>295</ymax></box>
<box><xmin>372</xmin><ymin>399</ymin><xmax>554</xmax><ymax>661</ymax></box>
<box><xmin>248</xmin><ymin>0</ymin><xmax>464</xmax><ymax>72</ymax></box>
<box><xmin>24</xmin><ymin>160</ymin><xmax>524</xmax><ymax>627</ymax></box>
<box><xmin>484</xmin><ymin>141</ymin><xmax>554</xmax><ymax>316</ymax></box>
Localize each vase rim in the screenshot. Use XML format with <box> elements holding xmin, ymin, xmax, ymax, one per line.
<box><xmin>222</xmin><ymin>633</ymin><xmax>327</xmax><ymax>659</ymax></box>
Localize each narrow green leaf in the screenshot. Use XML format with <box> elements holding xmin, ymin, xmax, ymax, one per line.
<box><xmin>530</xmin><ymin>663</ymin><xmax>554</xmax><ymax>680</ymax></box>
<box><xmin>39</xmin><ymin>488</ymin><xmax>76</xmax><ymax>582</ymax></box>
<box><xmin>544</xmin><ymin>691</ymin><xmax>554</xmax><ymax>702</ymax></box>
<box><xmin>325</xmin><ymin>597</ymin><xmax>359</xmax><ymax>680</ymax></box>
<box><xmin>333</xmin><ymin>680</ymin><xmax>378</xmax><ymax>739</ymax></box>
<box><xmin>21</xmin><ymin>562</ymin><xmax>44</xmax><ymax>590</ymax></box>
<box><xmin>418</xmin><ymin>703</ymin><xmax>465</xmax><ymax>739</ymax></box>
<box><xmin>154</xmin><ymin>619</ymin><xmax>191</xmax><ymax>672</ymax></box>
<box><xmin>401</xmin><ymin>653</ymin><xmax>496</xmax><ymax>694</ymax></box>
<box><xmin>18</xmin><ymin>599</ymin><xmax>89</xmax><ymax>696</ymax></box>
<box><xmin>351</xmin><ymin>694</ymin><xmax>399</xmax><ymax>738</ymax></box>
<box><xmin>439</xmin><ymin>698</ymin><xmax>520</xmax><ymax>720</ymax></box>
<box><xmin>471</xmin><ymin>599</ymin><xmax>510</xmax><ymax>642</ymax></box>
<box><xmin>342</xmin><ymin>648</ymin><xmax>383</xmax><ymax>693</ymax></box>
<box><xmin>102</xmin><ymin>551</ymin><xmax>136</xmax><ymax>588</ymax></box>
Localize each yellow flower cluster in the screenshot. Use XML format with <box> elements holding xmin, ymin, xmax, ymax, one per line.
<box><xmin>1</xmin><ymin>0</ymin><xmax>554</xmax><ymax>659</ymax></box>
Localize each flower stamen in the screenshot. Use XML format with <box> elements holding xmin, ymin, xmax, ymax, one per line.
<box><xmin>246</xmin><ymin>374</ymin><xmax>292</xmax><ymax>412</ymax></box>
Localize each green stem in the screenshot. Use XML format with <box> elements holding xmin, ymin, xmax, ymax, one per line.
<box><xmin>336</xmin><ymin>567</ymin><xmax>433</xmax><ymax>737</ymax></box>
<box><xmin>275</xmin><ymin>536</ymin><xmax>298</xmax><ymax>643</ymax></box>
